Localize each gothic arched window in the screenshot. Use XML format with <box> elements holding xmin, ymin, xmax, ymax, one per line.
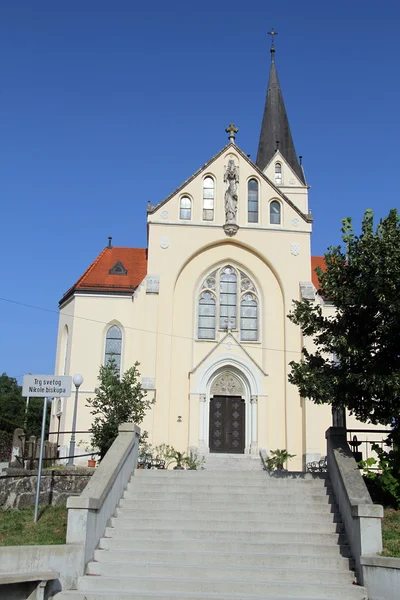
<box><xmin>275</xmin><ymin>162</ymin><xmax>282</xmax><ymax>185</ymax></box>
<box><xmin>240</xmin><ymin>294</ymin><xmax>258</xmax><ymax>341</ymax></box>
<box><xmin>203</xmin><ymin>176</ymin><xmax>214</xmax><ymax>221</ymax></box>
<box><xmin>198</xmin><ymin>292</ymin><xmax>216</xmax><ymax>339</ymax></box>
<box><xmin>248</xmin><ymin>179</ymin><xmax>259</xmax><ymax>223</ymax></box>
<box><xmin>180</xmin><ymin>196</ymin><xmax>191</xmax><ymax>220</ymax></box>
<box><xmin>270</xmin><ymin>200</ymin><xmax>281</xmax><ymax>225</ymax></box>
<box><xmin>197</xmin><ymin>266</ymin><xmax>259</xmax><ymax>341</ymax></box>
<box><xmin>105</xmin><ymin>325</ymin><xmax>122</xmax><ymax>372</ymax></box>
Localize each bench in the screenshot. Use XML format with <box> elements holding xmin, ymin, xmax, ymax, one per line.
<box><xmin>0</xmin><ymin>570</ymin><xmax>59</xmax><ymax>600</ymax></box>
<box><xmin>306</xmin><ymin>456</ymin><xmax>327</xmax><ymax>473</ymax></box>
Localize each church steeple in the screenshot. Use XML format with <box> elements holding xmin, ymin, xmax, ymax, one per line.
<box><xmin>256</xmin><ymin>31</ymin><xmax>305</xmax><ymax>184</ymax></box>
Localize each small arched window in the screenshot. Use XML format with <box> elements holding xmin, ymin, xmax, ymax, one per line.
<box><xmin>240</xmin><ymin>294</ymin><xmax>258</xmax><ymax>341</ymax></box>
<box><xmin>198</xmin><ymin>292</ymin><xmax>216</xmax><ymax>339</ymax></box>
<box><xmin>270</xmin><ymin>200</ymin><xmax>281</xmax><ymax>225</ymax></box>
<box><xmin>248</xmin><ymin>179</ymin><xmax>259</xmax><ymax>223</ymax></box>
<box><xmin>105</xmin><ymin>325</ymin><xmax>122</xmax><ymax>372</ymax></box>
<box><xmin>180</xmin><ymin>196</ymin><xmax>191</xmax><ymax>220</ymax></box>
<box><xmin>275</xmin><ymin>162</ymin><xmax>282</xmax><ymax>185</ymax></box>
<box><xmin>203</xmin><ymin>176</ymin><xmax>214</xmax><ymax>221</ymax></box>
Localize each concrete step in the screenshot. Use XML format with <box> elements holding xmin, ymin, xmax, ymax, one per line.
<box><xmin>104</xmin><ymin>526</ymin><xmax>346</xmax><ymax>541</ymax></box>
<box><xmin>199</xmin><ymin>455</ymin><xmax>264</xmax><ymax>471</ymax></box>
<box><xmin>114</xmin><ymin>509</ymin><xmax>341</xmax><ymax>524</ymax></box>
<box><xmin>57</xmin><ymin>590</ymin><xmax>366</xmax><ymax>600</ymax></box>
<box><xmin>127</xmin><ymin>479</ymin><xmax>332</xmax><ymax>490</ymax></box>
<box><xmin>123</xmin><ymin>490</ymin><xmax>335</xmax><ymax>503</ymax></box>
<box><xmin>76</xmin><ymin>575</ymin><xmax>367</xmax><ymax>598</ymax></box>
<box><xmin>130</xmin><ymin>478</ymin><xmax>329</xmax><ymax>489</ymax></box>
<box><xmin>86</xmin><ymin>561</ymin><xmax>355</xmax><ymax>584</ymax></box>
<box><xmin>110</xmin><ymin>515</ymin><xmax>343</xmax><ymax>531</ymax></box>
<box><xmin>98</xmin><ymin>537</ymin><xmax>351</xmax><ymax>557</ymax></box>
<box><xmin>133</xmin><ymin>469</ymin><xmax>267</xmax><ymax>478</ymax></box>
<box><xmin>118</xmin><ymin>499</ymin><xmax>339</xmax><ymax>514</ymax></box>
<box><xmin>132</xmin><ymin>470</ymin><xmax>328</xmax><ymax>481</ymax></box>
<box><xmin>93</xmin><ymin>548</ymin><xmax>353</xmax><ymax>570</ymax></box>
<box><xmin>124</xmin><ymin>492</ymin><xmax>334</xmax><ymax>505</ymax></box>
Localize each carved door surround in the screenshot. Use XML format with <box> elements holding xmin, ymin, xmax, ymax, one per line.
<box><xmin>210</xmin><ymin>371</ymin><xmax>244</xmax><ymax>397</ymax></box>
<box><xmin>197</xmin><ymin>368</ymin><xmax>258</xmax><ymax>455</ymax></box>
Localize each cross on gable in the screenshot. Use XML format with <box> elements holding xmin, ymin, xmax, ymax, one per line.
<box><xmin>225</xmin><ymin>123</ymin><xmax>239</xmax><ymax>142</ymax></box>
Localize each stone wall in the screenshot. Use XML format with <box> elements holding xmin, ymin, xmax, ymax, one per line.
<box><xmin>0</xmin><ymin>468</ymin><xmax>94</xmax><ymax>510</ymax></box>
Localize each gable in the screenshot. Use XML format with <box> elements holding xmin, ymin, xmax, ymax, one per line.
<box><xmin>148</xmin><ymin>142</ymin><xmax>311</xmax><ymax>226</ymax></box>
<box><xmin>263</xmin><ymin>150</ymin><xmax>306</xmax><ymax>188</ymax></box>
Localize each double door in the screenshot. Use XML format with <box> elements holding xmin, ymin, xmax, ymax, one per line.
<box><xmin>209</xmin><ymin>395</ymin><xmax>245</xmax><ymax>453</ymax></box>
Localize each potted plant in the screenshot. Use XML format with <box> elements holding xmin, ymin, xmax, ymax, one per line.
<box><xmin>78</xmin><ymin>441</ymin><xmax>98</xmax><ymax>467</ymax></box>
<box><xmin>266</xmin><ymin>449</ymin><xmax>296</xmax><ymax>472</ymax></box>
<box><xmin>173</xmin><ymin>450</ymin><xmax>186</xmax><ymax>470</ymax></box>
<box><xmin>87</xmin><ymin>454</ymin><xmax>97</xmax><ymax>468</ymax></box>
<box><xmin>185</xmin><ymin>451</ymin><xmax>206</xmax><ymax>470</ymax></box>
<box><xmin>153</xmin><ymin>444</ymin><xmax>176</xmax><ymax>469</ymax></box>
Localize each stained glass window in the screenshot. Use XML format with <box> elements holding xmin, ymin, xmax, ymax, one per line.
<box><xmin>105</xmin><ymin>325</ymin><xmax>122</xmax><ymax>372</ymax></box>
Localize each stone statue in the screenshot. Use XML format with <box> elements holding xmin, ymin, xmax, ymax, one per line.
<box><xmin>224</xmin><ymin>160</ymin><xmax>239</xmax><ymax>223</ymax></box>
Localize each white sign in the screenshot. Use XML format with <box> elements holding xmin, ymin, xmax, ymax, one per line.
<box><xmin>22</xmin><ymin>375</ymin><xmax>72</xmax><ymax>398</ymax></box>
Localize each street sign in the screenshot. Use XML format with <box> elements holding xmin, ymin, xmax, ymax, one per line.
<box><xmin>22</xmin><ymin>375</ymin><xmax>72</xmax><ymax>398</ymax></box>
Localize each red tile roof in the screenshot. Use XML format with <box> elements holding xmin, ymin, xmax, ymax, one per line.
<box><xmin>60</xmin><ymin>248</ymin><xmax>325</xmax><ymax>305</ymax></box>
<box><xmin>311</xmin><ymin>256</ymin><xmax>326</xmax><ymax>290</ymax></box>
<box><xmin>60</xmin><ymin>247</ymin><xmax>147</xmax><ymax>305</ymax></box>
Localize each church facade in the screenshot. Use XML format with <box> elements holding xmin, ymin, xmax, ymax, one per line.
<box><xmin>53</xmin><ymin>46</ymin><xmax>361</xmax><ymax>470</ymax></box>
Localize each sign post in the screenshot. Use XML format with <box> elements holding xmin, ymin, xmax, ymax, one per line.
<box><xmin>22</xmin><ymin>375</ymin><xmax>72</xmax><ymax>524</ymax></box>
<box><xmin>33</xmin><ymin>396</ymin><xmax>49</xmax><ymax>524</ymax></box>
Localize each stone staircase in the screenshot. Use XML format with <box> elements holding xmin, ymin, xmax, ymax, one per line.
<box><xmin>57</xmin><ymin>468</ymin><xmax>368</xmax><ymax>600</ymax></box>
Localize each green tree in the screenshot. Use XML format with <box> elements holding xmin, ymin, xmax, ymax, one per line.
<box><xmin>87</xmin><ymin>358</ymin><xmax>154</xmax><ymax>459</ymax></box>
<box><xmin>288</xmin><ymin>208</ymin><xmax>400</xmax><ymax>429</ymax></box>
<box><xmin>0</xmin><ymin>373</ymin><xmax>50</xmax><ymax>437</ymax></box>
<box><xmin>0</xmin><ymin>373</ymin><xmax>25</xmax><ymax>432</ymax></box>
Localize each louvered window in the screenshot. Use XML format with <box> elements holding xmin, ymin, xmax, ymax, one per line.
<box><xmin>275</xmin><ymin>162</ymin><xmax>282</xmax><ymax>185</ymax></box>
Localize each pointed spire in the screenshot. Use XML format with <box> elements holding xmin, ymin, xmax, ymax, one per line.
<box><xmin>256</xmin><ymin>32</ymin><xmax>305</xmax><ymax>184</ymax></box>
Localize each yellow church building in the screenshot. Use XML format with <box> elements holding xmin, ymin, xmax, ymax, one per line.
<box><xmin>53</xmin><ymin>42</ymin><xmax>365</xmax><ymax>470</ymax></box>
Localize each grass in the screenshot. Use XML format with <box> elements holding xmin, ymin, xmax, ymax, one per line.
<box><xmin>0</xmin><ymin>505</ymin><xmax>67</xmax><ymax>546</ymax></box>
<box><xmin>382</xmin><ymin>508</ymin><xmax>400</xmax><ymax>558</ymax></box>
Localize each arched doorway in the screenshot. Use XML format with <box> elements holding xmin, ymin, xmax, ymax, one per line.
<box><xmin>209</xmin><ymin>372</ymin><xmax>245</xmax><ymax>454</ymax></box>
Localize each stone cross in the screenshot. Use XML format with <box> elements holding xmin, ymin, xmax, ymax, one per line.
<box><xmin>225</xmin><ymin>123</ymin><xmax>238</xmax><ymax>143</ymax></box>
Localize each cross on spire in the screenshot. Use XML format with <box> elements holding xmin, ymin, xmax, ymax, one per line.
<box><xmin>268</xmin><ymin>28</ymin><xmax>278</xmax><ymax>61</ymax></box>
<box><xmin>225</xmin><ymin>123</ymin><xmax>238</xmax><ymax>143</ymax></box>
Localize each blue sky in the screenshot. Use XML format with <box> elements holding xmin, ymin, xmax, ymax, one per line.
<box><xmin>1</xmin><ymin>1</ymin><xmax>399</xmax><ymax>383</ymax></box>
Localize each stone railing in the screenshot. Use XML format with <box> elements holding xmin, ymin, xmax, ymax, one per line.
<box><xmin>326</xmin><ymin>427</ymin><xmax>383</xmax><ymax>584</ymax></box>
<box><xmin>66</xmin><ymin>422</ymin><xmax>141</xmax><ymax>568</ymax></box>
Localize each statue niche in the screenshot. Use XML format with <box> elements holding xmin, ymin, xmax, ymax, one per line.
<box><xmin>223</xmin><ymin>159</ymin><xmax>239</xmax><ymax>237</ymax></box>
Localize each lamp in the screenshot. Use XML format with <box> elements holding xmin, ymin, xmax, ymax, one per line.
<box><xmin>67</xmin><ymin>374</ymin><xmax>84</xmax><ymax>466</ymax></box>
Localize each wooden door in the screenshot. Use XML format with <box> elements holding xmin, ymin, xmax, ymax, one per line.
<box><xmin>209</xmin><ymin>395</ymin><xmax>245</xmax><ymax>453</ymax></box>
